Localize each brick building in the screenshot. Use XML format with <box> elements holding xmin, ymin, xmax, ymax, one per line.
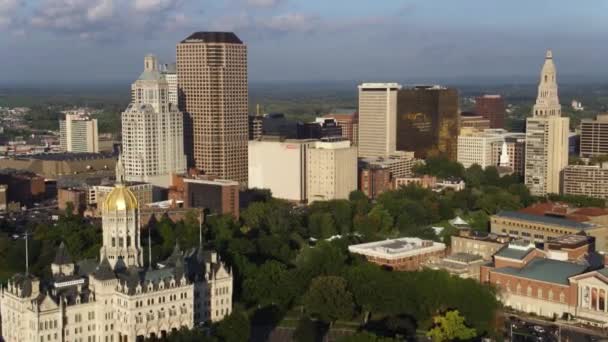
<box><xmin>358</xmin><ymin>166</ymin><xmax>392</xmax><ymax>200</ymax></box>
<box><xmin>184</xmin><ymin>178</ymin><xmax>240</xmax><ymax>219</ymax></box>
<box><xmin>348</xmin><ymin>238</ymin><xmax>446</xmax><ymax>271</ymax></box>
<box><xmin>57</xmin><ymin>188</ymin><xmax>87</xmax><ymax>214</ymax></box>
<box><xmin>475</xmin><ymin>94</ymin><xmax>506</xmax><ymax>129</ymax></box>
<box><xmin>0</xmin><ymin>170</ymin><xmax>45</xmax><ymax>206</ymax></box>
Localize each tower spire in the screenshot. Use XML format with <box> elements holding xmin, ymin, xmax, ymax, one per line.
<box><xmin>116</xmin><ymin>152</ymin><xmax>126</xmax><ymax>185</ymax></box>
<box><xmin>532</xmin><ymin>49</ymin><xmax>561</xmax><ymax>118</ymax></box>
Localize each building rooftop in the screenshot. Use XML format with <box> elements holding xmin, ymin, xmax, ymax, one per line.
<box><xmin>494</xmin><ymin>243</ymin><xmax>535</xmax><ymax>260</ymax></box>
<box><xmin>9</xmin><ymin>152</ymin><xmax>116</xmax><ymax>161</ymax></box>
<box><xmin>493</xmin><ymin>258</ymin><xmax>588</xmax><ymax>285</ymax></box>
<box><xmin>445</xmin><ymin>252</ymin><xmax>484</xmax><ymax>264</ymax></box>
<box><xmin>181</xmin><ymin>32</ymin><xmax>243</xmax><ymax>44</ymax></box>
<box><xmin>495</xmin><ymin>211</ymin><xmax>595</xmax><ymax>230</ymax></box>
<box><xmin>348</xmin><ymin>237</ymin><xmax>445</xmax><ymax>260</ymax></box>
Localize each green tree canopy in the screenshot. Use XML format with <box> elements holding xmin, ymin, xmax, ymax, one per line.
<box><xmin>303</xmin><ymin>276</ymin><xmax>355</xmax><ymax>323</ymax></box>
<box><xmin>426</xmin><ymin>310</ymin><xmax>477</xmax><ymax>342</ymax></box>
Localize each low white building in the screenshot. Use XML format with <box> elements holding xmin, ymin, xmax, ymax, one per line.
<box><xmin>348</xmin><ymin>237</ymin><xmax>446</xmax><ymax>271</ymax></box>
<box><xmin>457</xmin><ymin>128</ymin><xmax>525</xmax><ymax>170</ymax></box>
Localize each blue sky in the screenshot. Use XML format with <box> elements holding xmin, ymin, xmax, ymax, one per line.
<box><xmin>0</xmin><ymin>0</ymin><xmax>607</xmax><ymax>83</ymax></box>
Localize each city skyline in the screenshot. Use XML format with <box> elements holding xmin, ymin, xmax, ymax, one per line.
<box><xmin>1</xmin><ymin>0</ymin><xmax>608</xmax><ymax>83</ymax></box>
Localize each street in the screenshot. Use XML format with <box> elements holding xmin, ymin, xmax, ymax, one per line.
<box><xmin>505</xmin><ymin>315</ymin><xmax>608</xmax><ymax>342</ymax></box>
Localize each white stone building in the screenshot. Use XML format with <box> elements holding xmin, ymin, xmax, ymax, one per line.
<box><xmin>161</xmin><ymin>63</ymin><xmax>178</xmax><ymax>107</ymax></box>
<box><xmin>357</xmin><ymin>83</ymin><xmax>401</xmax><ymax>158</ymax></box>
<box><xmin>0</xmin><ymin>159</ymin><xmax>233</xmax><ymax>342</ymax></box>
<box><xmin>122</xmin><ymin>55</ymin><xmax>186</xmax><ymax>188</ymax></box>
<box><xmin>60</xmin><ymin>110</ymin><xmax>99</xmax><ymax>153</ymax></box>
<box><xmin>307</xmin><ymin>139</ymin><xmax>357</xmax><ymax>203</ymax></box>
<box><xmin>457</xmin><ymin>128</ymin><xmax>526</xmax><ymax>170</ymax></box>
<box><xmin>525</xmin><ymin>50</ymin><xmax>569</xmax><ymax>196</ymax></box>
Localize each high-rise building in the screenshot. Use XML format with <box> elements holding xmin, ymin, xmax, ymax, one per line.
<box><xmin>525</xmin><ymin>50</ymin><xmax>569</xmax><ymax>196</ymax></box>
<box><xmin>161</xmin><ymin>62</ymin><xmax>178</xmax><ymax>106</ymax></box>
<box><xmin>248</xmin><ymin>138</ymin><xmax>316</xmax><ymax>202</ymax></box>
<box><xmin>457</xmin><ymin>128</ymin><xmax>526</xmax><ymax>171</ymax></box>
<box><xmin>460</xmin><ymin>113</ymin><xmax>491</xmax><ymax>132</ymax></box>
<box><xmin>475</xmin><ymin>95</ymin><xmax>506</xmax><ymax>129</ymax></box>
<box><xmin>359</xmin><ymin>165</ymin><xmax>392</xmax><ymax>199</ymax></box>
<box><xmin>248</xmin><ymin>115</ymin><xmax>263</xmax><ymax>140</ymax></box>
<box><xmin>562</xmin><ymin>164</ymin><xmax>608</xmax><ymax>200</ymax></box>
<box><xmin>307</xmin><ymin>140</ymin><xmax>358</xmax><ymax>203</ymax></box>
<box><xmin>298</xmin><ymin>118</ymin><xmax>343</xmax><ymax>140</ymax></box>
<box><xmin>580</xmin><ymin>114</ymin><xmax>608</xmax><ymax>158</ymax></box>
<box><xmin>0</xmin><ymin>160</ymin><xmax>234</xmax><ymax>342</ymax></box>
<box><xmin>184</xmin><ymin>178</ymin><xmax>240</xmax><ymax>218</ymax></box>
<box><xmin>396</xmin><ymin>86</ymin><xmax>460</xmax><ymax>160</ymax></box>
<box><xmin>59</xmin><ymin>110</ymin><xmax>99</xmax><ymax>153</ymax></box>
<box><xmin>358</xmin><ymin>83</ymin><xmax>401</xmax><ymax>158</ymax></box>
<box><xmin>122</xmin><ymin>55</ymin><xmax>187</xmax><ymax>187</ymax></box>
<box><xmin>177</xmin><ymin>32</ymin><xmax>248</xmax><ymax>184</ymax></box>
<box><xmin>491</xmin><ymin>134</ymin><xmax>526</xmax><ymax>176</ymax></box>
<box><xmin>323</xmin><ymin>109</ymin><xmax>359</xmax><ymax>145</ymax></box>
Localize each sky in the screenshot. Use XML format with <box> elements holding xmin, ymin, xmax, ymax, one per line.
<box><xmin>0</xmin><ymin>0</ymin><xmax>607</xmax><ymax>84</ymax></box>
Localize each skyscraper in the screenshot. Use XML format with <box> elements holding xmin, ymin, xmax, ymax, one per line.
<box><xmin>59</xmin><ymin>110</ymin><xmax>99</xmax><ymax>153</ymax></box>
<box><xmin>121</xmin><ymin>55</ymin><xmax>187</xmax><ymax>187</ymax></box>
<box><xmin>525</xmin><ymin>50</ymin><xmax>569</xmax><ymax>196</ymax></box>
<box><xmin>177</xmin><ymin>32</ymin><xmax>248</xmax><ymax>184</ymax></box>
<box><xmin>161</xmin><ymin>62</ymin><xmax>178</xmax><ymax>106</ymax></box>
<box><xmin>475</xmin><ymin>94</ymin><xmax>506</xmax><ymax>129</ymax></box>
<box><xmin>357</xmin><ymin>83</ymin><xmax>401</xmax><ymax>158</ymax></box>
<box><xmin>396</xmin><ymin>86</ymin><xmax>459</xmax><ymax>160</ymax></box>
<box><xmin>580</xmin><ymin>114</ymin><xmax>608</xmax><ymax>158</ymax></box>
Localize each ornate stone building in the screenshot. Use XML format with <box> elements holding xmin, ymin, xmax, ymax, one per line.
<box><xmin>0</xmin><ymin>159</ymin><xmax>233</xmax><ymax>342</ymax></box>
<box><xmin>524</xmin><ymin>50</ymin><xmax>569</xmax><ymax>196</ymax></box>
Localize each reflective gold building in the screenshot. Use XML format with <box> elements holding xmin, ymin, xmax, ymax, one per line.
<box><xmin>396</xmin><ymin>86</ymin><xmax>459</xmax><ymax>160</ymax></box>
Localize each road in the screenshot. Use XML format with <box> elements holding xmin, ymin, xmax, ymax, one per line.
<box><xmin>505</xmin><ymin>314</ymin><xmax>608</xmax><ymax>342</ymax></box>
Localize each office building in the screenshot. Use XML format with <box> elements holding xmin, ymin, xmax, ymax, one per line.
<box><xmin>248</xmin><ymin>138</ymin><xmax>316</xmax><ymax>202</ymax></box>
<box><xmin>184</xmin><ymin>177</ymin><xmax>240</xmax><ymax>218</ymax></box>
<box><xmin>161</xmin><ymin>62</ymin><xmax>178</xmax><ymax>106</ymax></box>
<box><xmin>261</xmin><ymin>113</ymin><xmax>299</xmax><ymax>139</ymax></box>
<box><xmin>177</xmin><ymin>32</ymin><xmax>248</xmax><ymax>184</ymax></box>
<box><xmin>0</xmin><ymin>161</ymin><xmax>233</xmax><ymax>342</ymax></box>
<box><xmin>450</xmin><ymin>230</ymin><xmax>511</xmax><ymax>260</ymax></box>
<box><xmin>396</xmin><ymin>86</ymin><xmax>460</xmax><ymax>160</ymax></box>
<box><xmin>57</xmin><ymin>188</ymin><xmax>87</xmax><ymax>213</ymax></box>
<box><xmin>357</xmin><ymin>83</ymin><xmax>401</xmax><ymax>158</ymax></box>
<box><xmin>457</xmin><ymin>128</ymin><xmax>507</xmax><ymax>169</ymax></box>
<box><xmin>323</xmin><ymin>109</ymin><xmax>358</xmax><ymax>145</ymax></box>
<box><xmin>298</xmin><ymin>118</ymin><xmax>343</xmax><ymax>140</ymax></box>
<box><xmin>460</xmin><ymin>113</ymin><xmax>491</xmax><ymax>132</ymax></box>
<box><xmin>359</xmin><ymin>166</ymin><xmax>392</xmax><ymax>200</ymax></box>
<box><xmin>525</xmin><ymin>50</ymin><xmax>569</xmax><ymax>196</ymax></box>
<box><xmin>359</xmin><ymin>150</ymin><xmax>417</xmax><ymax>181</ymax></box>
<box><xmin>248</xmin><ymin>115</ymin><xmax>263</xmax><ymax>140</ymax></box>
<box><xmin>457</xmin><ymin>128</ymin><xmax>526</xmax><ymax>170</ymax></box>
<box><xmin>562</xmin><ymin>164</ymin><xmax>608</xmax><ymax>200</ymax></box>
<box><xmin>475</xmin><ymin>95</ymin><xmax>506</xmax><ymax>129</ymax></box>
<box><xmin>0</xmin><ymin>170</ymin><xmax>45</xmax><ymax>206</ymax></box>
<box><xmin>121</xmin><ymin>55</ymin><xmax>187</xmax><ymax>188</ymax></box>
<box><xmin>348</xmin><ymin>238</ymin><xmax>446</xmax><ymax>271</ymax></box>
<box><xmin>580</xmin><ymin>114</ymin><xmax>608</xmax><ymax>158</ymax></box>
<box><xmin>59</xmin><ymin>110</ymin><xmax>99</xmax><ymax>153</ymax></box>
<box><xmin>307</xmin><ymin>140</ymin><xmax>357</xmax><ymax>203</ymax></box>
<box><xmin>490</xmin><ymin>202</ymin><xmax>608</xmax><ymax>252</ymax></box>
<box><xmin>491</xmin><ymin>134</ymin><xmax>526</xmax><ymax>176</ymax></box>
<box><xmin>0</xmin><ymin>185</ymin><xmax>6</xmax><ymax>211</ymax></box>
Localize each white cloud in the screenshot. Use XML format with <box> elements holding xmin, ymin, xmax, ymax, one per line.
<box><xmin>0</xmin><ymin>0</ymin><xmax>23</xmax><ymax>29</ymax></box>
<box><xmin>245</xmin><ymin>0</ymin><xmax>284</xmax><ymax>8</ymax></box>
<box><xmin>28</xmin><ymin>0</ymin><xmax>192</xmax><ymax>41</ymax></box>
<box><xmin>263</xmin><ymin>13</ymin><xmax>318</xmax><ymax>32</ymax></box>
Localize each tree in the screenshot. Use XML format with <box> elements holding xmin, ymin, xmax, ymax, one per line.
<box><xmin>216</xmin><ymin>310</ymin><xmax>251</xmax><ymax>342</ymax></box>
<box><xmin>303</xmin><ymin>276</ymin><xmax>355</xmax><ymax>323</ymax></box>
<box><xmin>336</xmin><ymin>332</ymin><xmax>398</xmax><ymax>342</ymax></box>
<box><xmin>426</xmin><ymin>310</ymin><xmax>477</xmax><ymax>342</ymax></box>
<box><xmin>242</xmin><ymin>260</ymin><xmax>297</xmax><ymax>309</ymax></box>
<box><xmin>293</xmin><ymin>317</ymin><xmax>326</xmax><ymax>342</ymax></box>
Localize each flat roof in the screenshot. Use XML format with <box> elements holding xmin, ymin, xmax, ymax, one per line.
<box><xmin>181</xmin><ymin>32</ymin><xmax>242</xmax><ymax>44</ymax></box>
<box><xmin>493</xmin><ymin>258</ymin><xmax>588</xmax><ymax>285</ymax></box>
<box><xmin>8</xmin><ymin>152</ymin><xmax>116</xmax><ymax>161</ymax></box>
<box><xmin>495</xmin><ymin>211</ymin><xmax>595</xmax><ymax>230</ymax></box>
<box><xmin>184</xmin><ymin>178</ymin><xmax>239</xmax><ymax>186</ymax></box>
<box><xmin>348</xmin><ymin>237</ymin><xmax>445</xmax><ymax>260</ymax></box>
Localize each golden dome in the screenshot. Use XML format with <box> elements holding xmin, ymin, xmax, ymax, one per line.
<box><xmin>103</xmin><ymin>184</ymin><xmax>138</xmax><ymax>212</ymax></box>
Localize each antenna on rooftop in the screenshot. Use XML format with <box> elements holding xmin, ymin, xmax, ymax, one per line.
<box><xmin>148</xmin><ymin>225</ymin><xmax>152</xmax><ymax>270</ymax></box>
<box><xmin>24</xmin><ymin>231</ymin><xmax>29</xmax><ymax>275</ymax></box>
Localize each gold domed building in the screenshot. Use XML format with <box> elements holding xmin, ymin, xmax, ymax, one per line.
<box><xmin>101</xmin><ymin>156</ymin><xmax>144</xmax><ymax>269</ymax></box>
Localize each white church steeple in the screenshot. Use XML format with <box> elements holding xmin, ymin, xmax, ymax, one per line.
<box><xmin>532</xmin><ymin>49</ymin><xmax>561</xmax><ymax>117</ymax></box>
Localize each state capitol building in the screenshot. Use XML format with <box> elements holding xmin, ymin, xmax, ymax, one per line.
<box><xmin>0</xmin><ymin>159</ymin><xmax>233</xmax><ymax>342</ymax></box>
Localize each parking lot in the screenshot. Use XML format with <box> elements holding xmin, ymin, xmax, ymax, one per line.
<box><xmin>505</xmin><ymin>315</ymin><xmax>608</xmax><ymax>342</ymax></box>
